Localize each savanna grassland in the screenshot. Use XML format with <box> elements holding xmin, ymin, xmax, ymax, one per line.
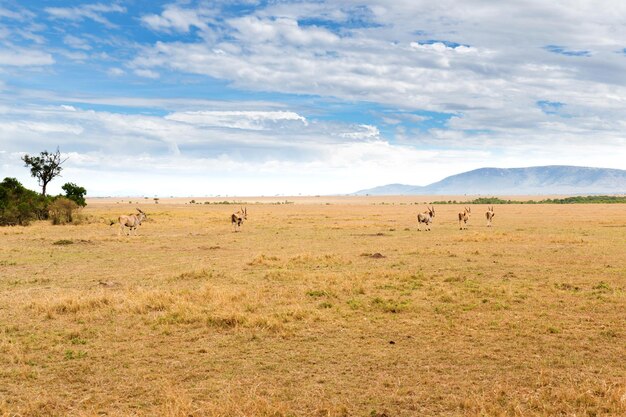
<box><xmin>1</xmin><ymin>197</ymin><xmax>625</xmax><ymax>416</ymax></box>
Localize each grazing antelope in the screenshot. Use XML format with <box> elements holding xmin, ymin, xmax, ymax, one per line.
<box><xmin>115</xmin><ymin>208</ymin><xmax>147</xmax><ymax>236</ymax></box>
<box><xmin>485</xmin><ymin>206</ymin><xmax>495</xmax><ymax>227</ymax></box>
<box><xmin>231</xmin><ymin>206</ymin><xmax>247</xmax><ymax>232</ymax></box>
<box><xmin>417</xmin><ymin>206</ymin><xmax>435</xmax><ymax>231</ymax></box>
<box><xmin>458</xmin><ymin>206</ymin><xmax>471</xmax><ymax>230</ymax></box>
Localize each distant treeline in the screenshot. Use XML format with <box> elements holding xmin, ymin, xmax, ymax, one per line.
<box><xmin>431</xmin><ymin>196</ymin><xmax>626</xmax><ymax>205</ymax></box>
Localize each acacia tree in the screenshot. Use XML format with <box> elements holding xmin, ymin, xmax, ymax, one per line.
<box><xmin>21</xmin><ymin>148</ymin><xmax>67</xmax><ymax>197</ymax></box>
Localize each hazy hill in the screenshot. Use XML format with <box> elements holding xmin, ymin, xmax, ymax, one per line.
<box><xmin>354</xmin><ymin>166</ymin><xmax>626</xmax><ymax>195</ymax></box>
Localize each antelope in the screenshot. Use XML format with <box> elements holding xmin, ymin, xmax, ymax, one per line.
<box><xmin>417</xmin><ymin>206</ymin><xmax>435</xmax><ymax>231</ymax></box>
<box><xmin>114</xmin><ymin>208</ymin><xmax>147</xmax><ymax>236</ymax></box>
<box><xmin>485</xmin><ymin>206</ymin><xmax>495</xmax><ymax>227</ymax></box>
<box><xmin>231</xmin><ymin>206</ymin><xmax>247</xmax><ymax>232</ymax></box>
<box><xmin>458</xmin><ymin>206</ymin><xmax>471</xmax><ymax>230</ymax></box>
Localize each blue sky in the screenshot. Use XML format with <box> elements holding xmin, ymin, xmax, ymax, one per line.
<box><xmin>1</xmin><ymin>1</ymin><xmax>625</xmax><ymax>196</ymax></box>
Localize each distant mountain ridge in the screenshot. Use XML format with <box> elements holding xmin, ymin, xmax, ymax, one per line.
<box><xmin>354</xmin><ymin>166</ymin><xmax>626</xmax><ymax>195</ymax></box>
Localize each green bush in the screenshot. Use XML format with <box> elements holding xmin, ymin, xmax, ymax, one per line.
<box><xmin>0</xmin><ymin>177</ymin><xmax>49</xmax><ymax>226</ymax></box>
<box><xmin>61</xmin><ymin>182</ymin><xmax>87</xmax><ymax>207</ymax></box>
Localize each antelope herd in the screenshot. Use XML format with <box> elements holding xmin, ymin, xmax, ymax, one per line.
<box><xmin>112</xmin><ymin>204</ymin><xmax>497</xmax><ymax>236</ymax></box>
<box><xmin>415</xmin><ymin>204</ymin><xmax>495</xmax><ymax>232</ymax></box>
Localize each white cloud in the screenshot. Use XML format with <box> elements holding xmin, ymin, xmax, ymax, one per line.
<box><xmin>45</xmin><ymin>3</ymin><xmax>126</xmax><ymax>27</ymax></box>
<box><xmin>64</xmin><ymin>35</ymin><xmax>92</xmax><ymax>50</ymax></box>
<box><xmin>141</xmin><ymin>5</ymin><xmax>211</xmax><ymax>33</ymax></box>
<box><xmin>56</xmin><ymin>49</ymin><xmax>89</xmax><ymax>62</ymax></box>
<box><xmin>134</xmin><ymin>68</ymin><xmax>160</xmax><ymax>79</ymax></box>
<box><xmin>0</xmin><ymin>120</ymin><xmax>83</xmax><ymax>135</ymax></box>
<box><xmin>166</xmin><ymin>110</ymin><xmax>308</xmax><ymax>130</ymax></box>
<box><xmin>409</xmin><ymin>41</ymin><xmax>474</xmax><ymax>54</ymax></box>
<box><xmin>382</xmin><ymin>117</ymin><xmax>401</xmax><ymax>125</ymax></box>
<box><xmin>229</xmin><ymin>16</ymin><xmax>339</xmax><ymax>45</ymax></box>
<box><xmin>0</xmin><ymin>6</ymin><xmax>34</xmax><ymax>21</ymax></box>
<box><xmin>14</xmin><ymin>28</ymin><xmax>46</xmax><ymax>44</ymax></box>
<box><xmin>0</xmin><ymin>8</ymin><xmax>21</xmax><ymax>20</ymax></box>
<box><xmin>0</xmin><ymin>47</ymin><xmax>54</xmax><ymax>66</ymax></box>
<box><xmin>338</xmin><ymin>124</ymin><xmax>380</xmax><ymax>140</ymax></box>
<box><xmin>107</xmin><ymin>67</ymin><xmax>125</xmax><ymax>77</ymax></box>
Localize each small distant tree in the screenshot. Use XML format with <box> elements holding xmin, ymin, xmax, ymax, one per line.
<box><xmin>62</xmin><ymin>182</ymin><xmax>87</xmax><ymax>207</ymax></box>
<box><xmin>22</xmin><ymin>148</ymin><xmax>67</xmax><ymax>197</ymax></box>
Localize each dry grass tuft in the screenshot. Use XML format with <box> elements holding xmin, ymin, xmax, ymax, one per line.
<box><xmin>248</xmin><ymin>254</ymin><xmax>281</xmax><ymax>266</ymax></box>
<box><xmin>29</xmin><ymin>293</ymin><xmax>112</xmax><ymax>317</ymax></box>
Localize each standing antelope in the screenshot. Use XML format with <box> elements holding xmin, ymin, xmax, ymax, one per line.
<box><xmin>231</xmin><ymin>206</ymin><xmax>247</xmax><ymax>232</ymax></box>
<box><xmin>115</xmin><ymin>208</ymin><xmax>147</xmax><ymax>236</ymax></box>
<box><xmin>458</xmin><ymin>206</ymin><xmax>471</xmax><ymax>230</ymax></box>
<box><xmin>417</xmin><ymin>206</ymin><xmax>435</xmax><ymax>231</ymax></box>
<box><xmin>485</xmin><ymin>206</ymin><xmax>495</xmax><ymax>227</ymax></box>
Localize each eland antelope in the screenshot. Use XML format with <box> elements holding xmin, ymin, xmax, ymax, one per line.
<box><xmin>417</xmin><ymin>206</ymin><xmax>435</xmax><ymax>231</ymax></box>
<box><xmin>115</xmin><ymin>208</ymin><xmax>147</xmax><ymax>236</ymax></box>
<box><xmin>458</xmin><ymin>206</ymin><xmax>471</xmax><ymax>230</ymax></box>
<box><xmin>231</xmin><ymin>207</ymin><xmax>247</xmax><ymax>231</ymax></box>
<box><xmin>485</xmin><ymin>206</ymin><xmax>495</xmax><ymax>227</ymax></box>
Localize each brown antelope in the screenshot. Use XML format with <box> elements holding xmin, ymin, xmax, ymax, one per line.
<box><xmin>231</xmin><ymin>206</ymin><xmax>247</xmax><ymax>231</ymax></box>
<box><xmin>115</xmin><ymin>208</ymin><xmax>147</xmax><ymax>236</ymax></box>
<box><xmin>458</xmin><ymin>206</ymin><xmax>471</xmax><ymax>230</ymax></box>
<box><xmin>417</xmin><ymin>206</ymin><xmax>435</xmax><ymax>231</ymax></box>
<box><xmin>485</xmin><ymin>206</ymin><xmax>495</xmax><ymax>227</ymax></box>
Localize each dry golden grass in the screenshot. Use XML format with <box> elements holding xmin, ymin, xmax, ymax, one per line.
<box><xmin>1</xmin><ymin>197</ymin><xmax>625</xmax><ymax>416</ymax></box>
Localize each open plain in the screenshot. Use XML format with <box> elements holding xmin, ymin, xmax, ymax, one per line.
<box><xmin>1</xmin><ymin>197</ymin><xmax>625</xmax><ymax>416</ymax></box>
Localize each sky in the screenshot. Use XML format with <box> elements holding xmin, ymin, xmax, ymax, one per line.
<box><xmin>1</xmin><ymin>0</ymin><xmax>625</xmax><ymax>196</ymax></box>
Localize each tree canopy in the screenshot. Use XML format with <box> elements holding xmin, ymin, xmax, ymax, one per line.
<box><xmin>62</xmin><ymin>182</ymin><xmax>87</xmax><ymax>207</ymax></box>
<box><xmin>21</xmin><ymin>148</ymin><xmax>67</xmax><ymax>197</ymax></box>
